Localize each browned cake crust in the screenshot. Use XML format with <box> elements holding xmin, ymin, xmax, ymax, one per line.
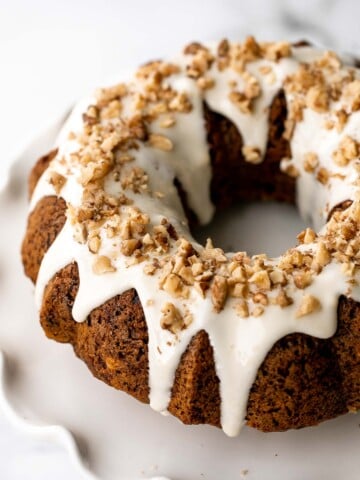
<box><xmin>21</xmin><ymin>96</ymin><xmax>360</xmax><ymax>432</ymax></box>
<box><xmin>28</xmin><ymin>149</ymin><xmax>58</xmax><ymax>200</ymax></box>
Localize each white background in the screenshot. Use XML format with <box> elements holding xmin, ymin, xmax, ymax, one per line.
<box><xmin>1</xmin><ymin>0</ymin><xmax>360</xmax><ymax>478</ymax></box>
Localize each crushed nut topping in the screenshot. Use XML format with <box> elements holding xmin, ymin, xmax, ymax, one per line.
<box><xmin>44</xmin><ymin>37</ymin><xmax>360</xmax><ymax>330</ymax></box>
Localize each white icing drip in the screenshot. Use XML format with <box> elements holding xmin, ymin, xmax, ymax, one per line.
<box><xmin>30</xmin><ymin>41</ymin><xmax>360</xmax><ymax>436</ymax></box>
<box><xmin>203</xmin><ymin>55</ymin><xmax>297</xmax><ymax>156</ymax></box>
<box><xmin>287</xmin><ymin>99</ymin><xmax>360</xmax><ymax>230</ymax></box>
<box><xmin>164</xmin><ymin>74</ymin><xmax>214</xmax><ymax>224</ymax></box>
<box><xmin>207</xmin><ymin>261</ymin><xmax>341</xmax><ymax>435</ymax></box>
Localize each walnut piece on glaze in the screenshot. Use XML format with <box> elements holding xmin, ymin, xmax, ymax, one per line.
<box><xmin>281</xmin><ymin>161</ymin><xmax>299</xmax><ymax>179</ymax></box>
<box><xmin>298</xmin><ymin>227</ymin><xmax>317</xmax><ymax>244</ymax></box>
<box><xmin>48</xmin><ymin>171</ymin><xmax>67</xmax><ymax>195</ymax></box>
<box><xmin>275</xmin><ymin>289</ymin><xmax>293</xmax><ymax>308</ymax></box>
<box><xmin>235</xmin><ymin>300</ymin><xmax>249</xmax><ymax>318</ymax></box>
<box><xmin>229</xmin><ymin>91</ymin><xmax>252</xmax><ymax>114</ymax></box>
<box><xmin>92</xmin><ymin>255</ymin><xmax>116</xmax><ymax>274</ymax></box>
<box><xmin>211</xmin><ymin>275</ymin><xmax>228</xmax><ymax>312</ymax></box>
<box><xmin>149</xmin><ymin>133</ymin><xmax>174</xmax><ymax>151</ymax></box>
<box><xmin>296</xmin><ymin>295</ymin><xmax>321</xmax><ymax>318</ymax></box>
<box><xmin>160</xmin><ymin>302</ymin><xmax>192</xmax><ymax>334</ymax></box>
<box><xmin>342</xmin><ymin>79</ymin><xmax>360</xmax><ymax>112</ymax></box>
<box><xmin>316</xmin><ymin>167</ymin><xmax>330</xmax><ymax>185</ymax></box>
<box><xmin>305</xmin><ymin>86</ymin><xmax>329</xmax><ymax>113</ymax></box>
<box><xmin>303</xmin><ymin>152</ymin><xmax>319</xmax><ymax>173</ymax></box>
<box><xmin>332</xmin><ymin>135</ymin><xmax>359</xmax><ymax>167</ymax></box>
<box><xmin>242</xmin><ymin>145</ymin><xmax>262</xmax><ymax>164</ymax></box>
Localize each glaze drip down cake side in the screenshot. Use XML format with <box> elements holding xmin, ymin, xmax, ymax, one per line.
<box><xmin>21</xmin><ymin>37</ymin><xmax>360</xmax><ymax>436</ymax></box>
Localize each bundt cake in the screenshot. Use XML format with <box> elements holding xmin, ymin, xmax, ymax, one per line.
<box><xmin>21</xmin><ymin>37</ymin><xmax>360</xmax><ymax>436</ymax></box>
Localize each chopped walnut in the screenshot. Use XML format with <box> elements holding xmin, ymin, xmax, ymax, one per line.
<box><xmin>121</xmin><ymin>239</ymin><xmax>141</xmax><ymax>256</ymax></box>
<box><xmin>341</xmin><ymin>261</ymin><xmax>355</xmax><ymax>277</ymax></box>
<box><xmin>282</xmin><ymin>162</ymin><xmax>299</xmax><ymax>178</ymax></box>
<box><xmin>160</xmin><ymin>302</ymin><xmax>192</xmax><ymax>334</ymax></box>
<box><xmin>82</xmin><ymin>105</ymin><xmax>99</xmax><ymax>125</ymax></box>
<box><xmin>303</xmin><ymin>152</ymin><xmax>319</xmax><ymax>173</ymax></box>
<box><xmin>95</xmin><ymin>83</ymin><xmax>127</xmax><ymax>106</ymax></box>
<box><xmin>230</xmin><ymin>282</ymin><xmax>247</xmax><ymax>298</ymax></box>
<box><xmin>159</xmin><ymin>116</ymin><xmax>176</xmax><ymax>128</ymax></box>
<box><xmin>304</xmin><ymin>228</ymin><xmax>317</xmax><ymax>244</ymax></box>
<box><xmin>249</xmin><ymin>270</ymin><xmax>271</xmax><ymax>290</ymax></box>
<box><xmin>253</xmin><ymin>292</ymin><xmax>268</xmax><ymax>305</ymax></box>
<box><xmin>314</xmin><ymin>241</ymin><xmax>331</xmax><ymax>267</ymax></box>
<box><xmin>80</xmin><ymin>159</ymin><xmax>113</xmax><ymax>186</ymax></box>
<box><xmin>100</xmin><ymin>99</ymin><xmax>122</xmax><ymax>120</ymax></box>
<box><xmin>298</xmin><ymin>227</ymin><xmax>317</xmax><ymax>244</ymax></box>
<box><xmin>275</xmin><ymin>289</ymin><xmax>293</xmax><ymax>308</ymax></box>
<box><xmin>149</xmin><ymin>133</ymin><xmax>174</xmax><ymax>151</ymax></box>
<box><xmin>316</xmin><ymin>167</ymin><xmax>330</xmax><ymax>185</ymax></box>
<box><xmin>121</xmin><ymin>166</ymin><xmax>149</xmax><ymax>193</ymax></box>
<box><xmin>88</xmin><ymin>234</ymin><xmax>101</xmax><ymax>253</ymax></box>
<box><xmin>211</xmin><ymin>275</ymin><xmax>228</xmax><ymax>312</ymax></box>
<box><xmin>315</xmin><ymin>50</ymin><xmax>341</xmax><ymax>71</ymax></box>
<box><xmin>296</xmin><ymin>294</ymin><xmax>321</xmax><ymax>318</ymax></box>
<box><xmin>229</xmin><ymin>91</ymin><xmax>252</xmax><ymax>114</ymax></box>
<box><xmin>184</xmin><ymin>42</ymin><xmax>207</xmax><ymax>55</ymax></box>
<box><xmin>235</xmin><ymin>300</ymin><xmax>249</xmax><ymax>318</ymax></box>
<box><xmin>73</xmin><ymin>223</ymin><xmax>87</xmax><ymax>244</ymax></box>
<box><xmin>242</xmin><ymin>71</ymin><xmax>261</xmax><ymax>99</ymax></box>
<box><xmin>49</xmin><ymin>171</ymin><xmax>66</xmax><ymax>195</ymax></box>
<box><xmin>162</xmin><ymin>273</ymin><xmax>189</xmax><ymax>298</ymax></box>
<box><xmin>343</xmin><ymin>80</ymin><xmax>360</xmax><ymax>111</ymax></box>
<box><xmin>197</xmin><ymin>76</ymin><xmax>215</xmax><ymax>90</ymax></box>
<box><xmin>168</xmin><ymin>92</ymin><xmax>192</xmax><ymax>113</ymax></box>
<box><xmin>217</xmin><ymin>38</ymin><xmax>230</xmax><ymax>70</ymax></box>
<box><xmin>245</xmin><ymin>35</ymin><xmax>263</xmax><ymax>56</ymax></box>
<box><xmin>269</xmin><ymin>269</ymin><xmax>286</xmax><ymax>286</ymax></box>
<box><xmin>242</xmin><ymin>145</ymin><xmax>262</xmax><ymax>164</ymax></box>
<box><xmin>262</xmin><ymin>41</ymin><xmax>291</xmax><ymax>61</ymax></box>
<box><xmin>335</xmin><ymin>109</ymin><xmax>348</xmax><ymax>132</ymax></box>
<box><xmin>143</xmin><ymin>262</ymin><xmax>157</xmax><ymax>275</ymax></box>
<box><xmin>252</xmin><ymin>305</ymin><xmax>264</xmax><ymax>317</ymax></box>
<box><xmin>332</xmin><ymin>135</ymin><xmax>359</xmax><ymax>166</ymax></box>
<box><xmin>305</xmin><ymin>86</ymin><xmax>329</xmax><ymax>113</ymax></box>
<box><xmin>294</xmin><ymin>271</ymin><xmax>313</xmax><ymax>289</ymax></box>
<box><xmin>92</xmin><ymin>255</ymin><xmax>116</xmax><ymax>274</ymax></box>
<box><xmin>101</xmin><ymin>132</ymin><xmax>122</xmax><ymax>152</ymax></box>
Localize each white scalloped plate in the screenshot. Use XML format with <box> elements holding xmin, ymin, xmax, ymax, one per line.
<box><xmin>0</xmin><ymin>117</ymin><xmax>359</xmax><ymax>480</ymax></box>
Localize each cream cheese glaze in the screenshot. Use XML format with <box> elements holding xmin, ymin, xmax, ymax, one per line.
<box><xmin>29</xmin><ymin>39</ymin><xmax>360</xmax><ymax>436</ymax></box>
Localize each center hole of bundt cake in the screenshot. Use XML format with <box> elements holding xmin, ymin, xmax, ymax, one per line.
<box><xmin>194</xmin><ymin>201</ymin><xmax>307</xmax><ymax>257</ymax></box>
<box><xmin>189</xmin><ymin>96</ymin><xmax>308</xmax><ymax>257</ymax></box>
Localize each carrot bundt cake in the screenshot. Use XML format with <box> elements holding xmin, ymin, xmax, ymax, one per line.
<box><xmin>22</xmin><ymin>37</ymin><xmax>360</xmax><ymax>435</ymax></box>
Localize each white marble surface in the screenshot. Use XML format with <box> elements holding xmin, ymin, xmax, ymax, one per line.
<box><xmin>0</xmin><ymin>0</ymin><xmax>360</xmax><ymax>478</ymax></box>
